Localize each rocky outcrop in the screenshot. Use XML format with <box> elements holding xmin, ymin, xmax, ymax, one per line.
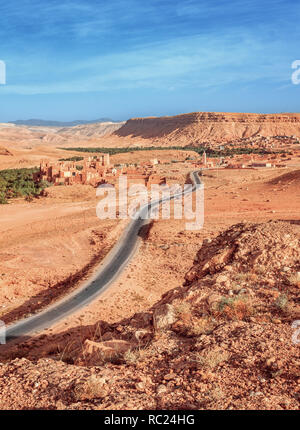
<box><xmin>153</xmin><ymin>304</ymin><xmax>176</xmax><ymax>331</ymax></box>
<box><xmin>114</xmin><ymin>112</ymin><xmax>300</xmax><ymax>146</ymax></box>
<box><xmin>185</xmin><ymin>221</ymin><xmax>300</xmax><ymax>286</ymax></box>
<box><xmin>78</xmin><ymin>339</ymin><xmax>133</xmax><ymax>366</ymax></box>
<box><xmin>0</xmin><ymin>221</ymin><xmax>300</xmax><ymax>410</ymax></box>
<box><xmin>2</xmin><ymin>112</ymin><xmax>300</xmax><ymax>149</ymax></box>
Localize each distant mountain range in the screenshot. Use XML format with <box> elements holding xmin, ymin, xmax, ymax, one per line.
<box><xmin>9</xmin><ymin>118</ymin><xmax>121</xmax><ymax>127</ymax></box>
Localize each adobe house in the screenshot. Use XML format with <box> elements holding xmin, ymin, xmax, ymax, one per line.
<box><xmin>251</xmin><ymin>162</ymin><xmax>273</xmax><ymax>168</ymax></box>
<box><xmin>35</xmin><ymin>154</ymin><xmax>111</xmax><ymax>187</ymax></box>
<box><xmin>34</xmin><ymin>154</ymin><xmax>167</xmax><ymax>190</ymax></box>
<box><xmin>147</xmin><ymin>174</ymin><xmax>167</xmax><ymax>188</ymax></box>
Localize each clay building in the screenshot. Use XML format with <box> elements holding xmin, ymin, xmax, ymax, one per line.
<box><xmin>34</xmin><ymin>154</ymin><xmax>111</xmax><ymax>187</ymax></box>
<box><xmin>34</xmin><ymin>154</ymin><xmax>166</xmax><ymax>190</ymax></box>
<box><xmin>117</xmin><ymin>169</ymin><xmax>166</xmax><ymax>188</ymax></box>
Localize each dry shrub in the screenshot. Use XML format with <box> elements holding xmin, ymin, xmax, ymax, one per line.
<box><xmin>123</xmin><ymin>349</ymin><xmax>140</xmax><ymax>364</ymax></box>
<box><xmin>131</xmin><ymin>291</ymin><xmax>145</xmax><ymax>304</ymax></box>
<box><xmin>273</xmin><ymin>293</ymin><xmax>289</xmax><ymax>313</ymax></box>
<box><xmin>173</xmin><ymin>301</ymin><xmax>218</xmax><ymax>336</ymax></box>
<box><xmin>216</xmin><ymin>296</ymin><xmax>253</xmax><ymax>321</ymax></box>
<box><xmin>194</xmin><ymin>347</ymin><xmax>230</xmax><ymax>369</ymax></box>
<box><xmin>174</xmin><ymin>301</ymin><xmax>192</xmax><ymax>317</ymax></box>
<box><xmin>59</xmin><ymin>340</ymin><xmax>78</xmax><ymax>363</ymax></box>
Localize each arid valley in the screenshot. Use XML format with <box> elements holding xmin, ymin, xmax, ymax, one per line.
<box><xmin>0</xmin><ymin>112</ymin><xmax>299</xmax><ymax>410</ymax></box>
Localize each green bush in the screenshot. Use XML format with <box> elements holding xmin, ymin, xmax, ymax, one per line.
<box><xmin>0</xmin><ymin>192</ymin><xmax>8</xmax><ymax>204</ymax></box>
<box><xmin>59</xmin><ymin>156</ymin><xmax>84</xmax><ymax>162</ymax></box>
<box><xmin>59</xmin><ymin>145</ymin><xmax>286</xmax><ymax>158</ymax></box>
<box><xmin>0</xmin><ymin>167</ymin><xmax>49</xmax><ymax>202</ymax></box>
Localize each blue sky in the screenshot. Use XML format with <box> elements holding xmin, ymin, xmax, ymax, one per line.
<box><xmin>0</xmin><ymin>0</ymin><xmax>299</xmax><ymax>121</ymax></box>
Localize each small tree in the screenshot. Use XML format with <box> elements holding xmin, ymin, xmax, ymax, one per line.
<box><xmin>0</xmin><ymin>192</ymin><xmax>7</xmax><ymax>204</ymax></box>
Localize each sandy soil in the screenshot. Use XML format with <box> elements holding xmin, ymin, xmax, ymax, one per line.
<box><xmin>0</xmin><ymin>185</ymin><xmax>122</xmax><ymax>324</ymax></box>
<box><xmin>0</xmin><ymin>150</ymin><xmax>299</xmax><ymax>410</ymax></box>
<box><xmin>2</xmin><ymin>165</ymin><xmax>299</xmax><ymax>354</ymax></box>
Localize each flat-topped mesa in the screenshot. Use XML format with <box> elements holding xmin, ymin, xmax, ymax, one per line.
<box><xmin>113</xmin><ymin>111</ymin><xmax>300</xmax><ymax>147</ymax></box>
<box><xmin>129</xmin><ymin>112</ymin><xmax>300</xmax><ymax>123</ymax></box>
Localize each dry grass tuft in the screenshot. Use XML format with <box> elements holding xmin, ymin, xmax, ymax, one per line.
<box><xmin>273</xmin><ymin>293</ymin><xmax>289</xmax><ymax>313</ymax></box>
<box><xmin>194</xmin><ymin>347</ymin><xmax>230</xmax><ymax>369</ymax></box>
<box><xmin>123</xmin><ymin>349</ymin><xmax>140</xmax><ymax>364</ymax></box>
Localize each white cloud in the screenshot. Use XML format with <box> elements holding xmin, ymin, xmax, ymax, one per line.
<box><xmin>1</xmin><ymin>1</ymin><xmax>299</xmax><ymax>95</ymax></box>
<box><xmin>1</xmin><ymin>28</ymin><xmax>293</xmax><ymax>95</ymax></box>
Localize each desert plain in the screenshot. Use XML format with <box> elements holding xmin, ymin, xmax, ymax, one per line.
<box><xmin>0</xmin><ymin>112</ymin><xmax>299</xmax><ymax>410</ymax></box>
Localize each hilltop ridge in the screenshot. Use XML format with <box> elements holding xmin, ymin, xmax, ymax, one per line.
<box><xmin>1</xmin><ymin>111</ymin><xmax>300</xmax><ymax>151</ymax></box>
<box><xmin>112</xmin><ymin>112</ymin><xmax>300</xmax><ymax>147</ymax></box>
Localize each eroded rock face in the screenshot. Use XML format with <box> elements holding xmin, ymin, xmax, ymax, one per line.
<box><xmin>185</xmin><ymin>221</ymin><xmax>300</xmax><ymax>286</ymax></box>
<box><xmin>114</xmin><ymin>112</ymin><xmax>300</xmax><ymax>146</ymax></box>
<box><xmin>185</xmin><ymin>246</ymin><xmax>236</xmax><ymax>283</ymax></box>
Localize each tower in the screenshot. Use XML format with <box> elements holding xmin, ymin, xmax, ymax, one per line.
<box><xmin>104</xmin><ymin>153</ymin><xmax>110</xmax><ymax>166</ymax></box>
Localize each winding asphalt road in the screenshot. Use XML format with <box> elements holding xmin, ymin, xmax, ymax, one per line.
<box><xmin>5</xmin><ymin>171</ymin><xmax>202</xmax><ymax>342</ymax></box>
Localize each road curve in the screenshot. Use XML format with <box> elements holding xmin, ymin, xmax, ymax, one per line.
<box><xmin>5</xmin><ymin>171</ymin><xmax>202</xmax><ymax>342</ymax></box>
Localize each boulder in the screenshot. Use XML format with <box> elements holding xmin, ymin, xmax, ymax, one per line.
<box><xmin>134</xmin><ymin>329</ymin><xmax>152</xmax><ymax>343</ymax></box>
<box><xmin>153</xmin><ymin>304</ymin><xmax>176</xmax><ymax>331</ymax></box>
<box><xmin>80</xmin><ymin>339</ymin><xmax>132</xmax><ymax>365</ymax></box>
